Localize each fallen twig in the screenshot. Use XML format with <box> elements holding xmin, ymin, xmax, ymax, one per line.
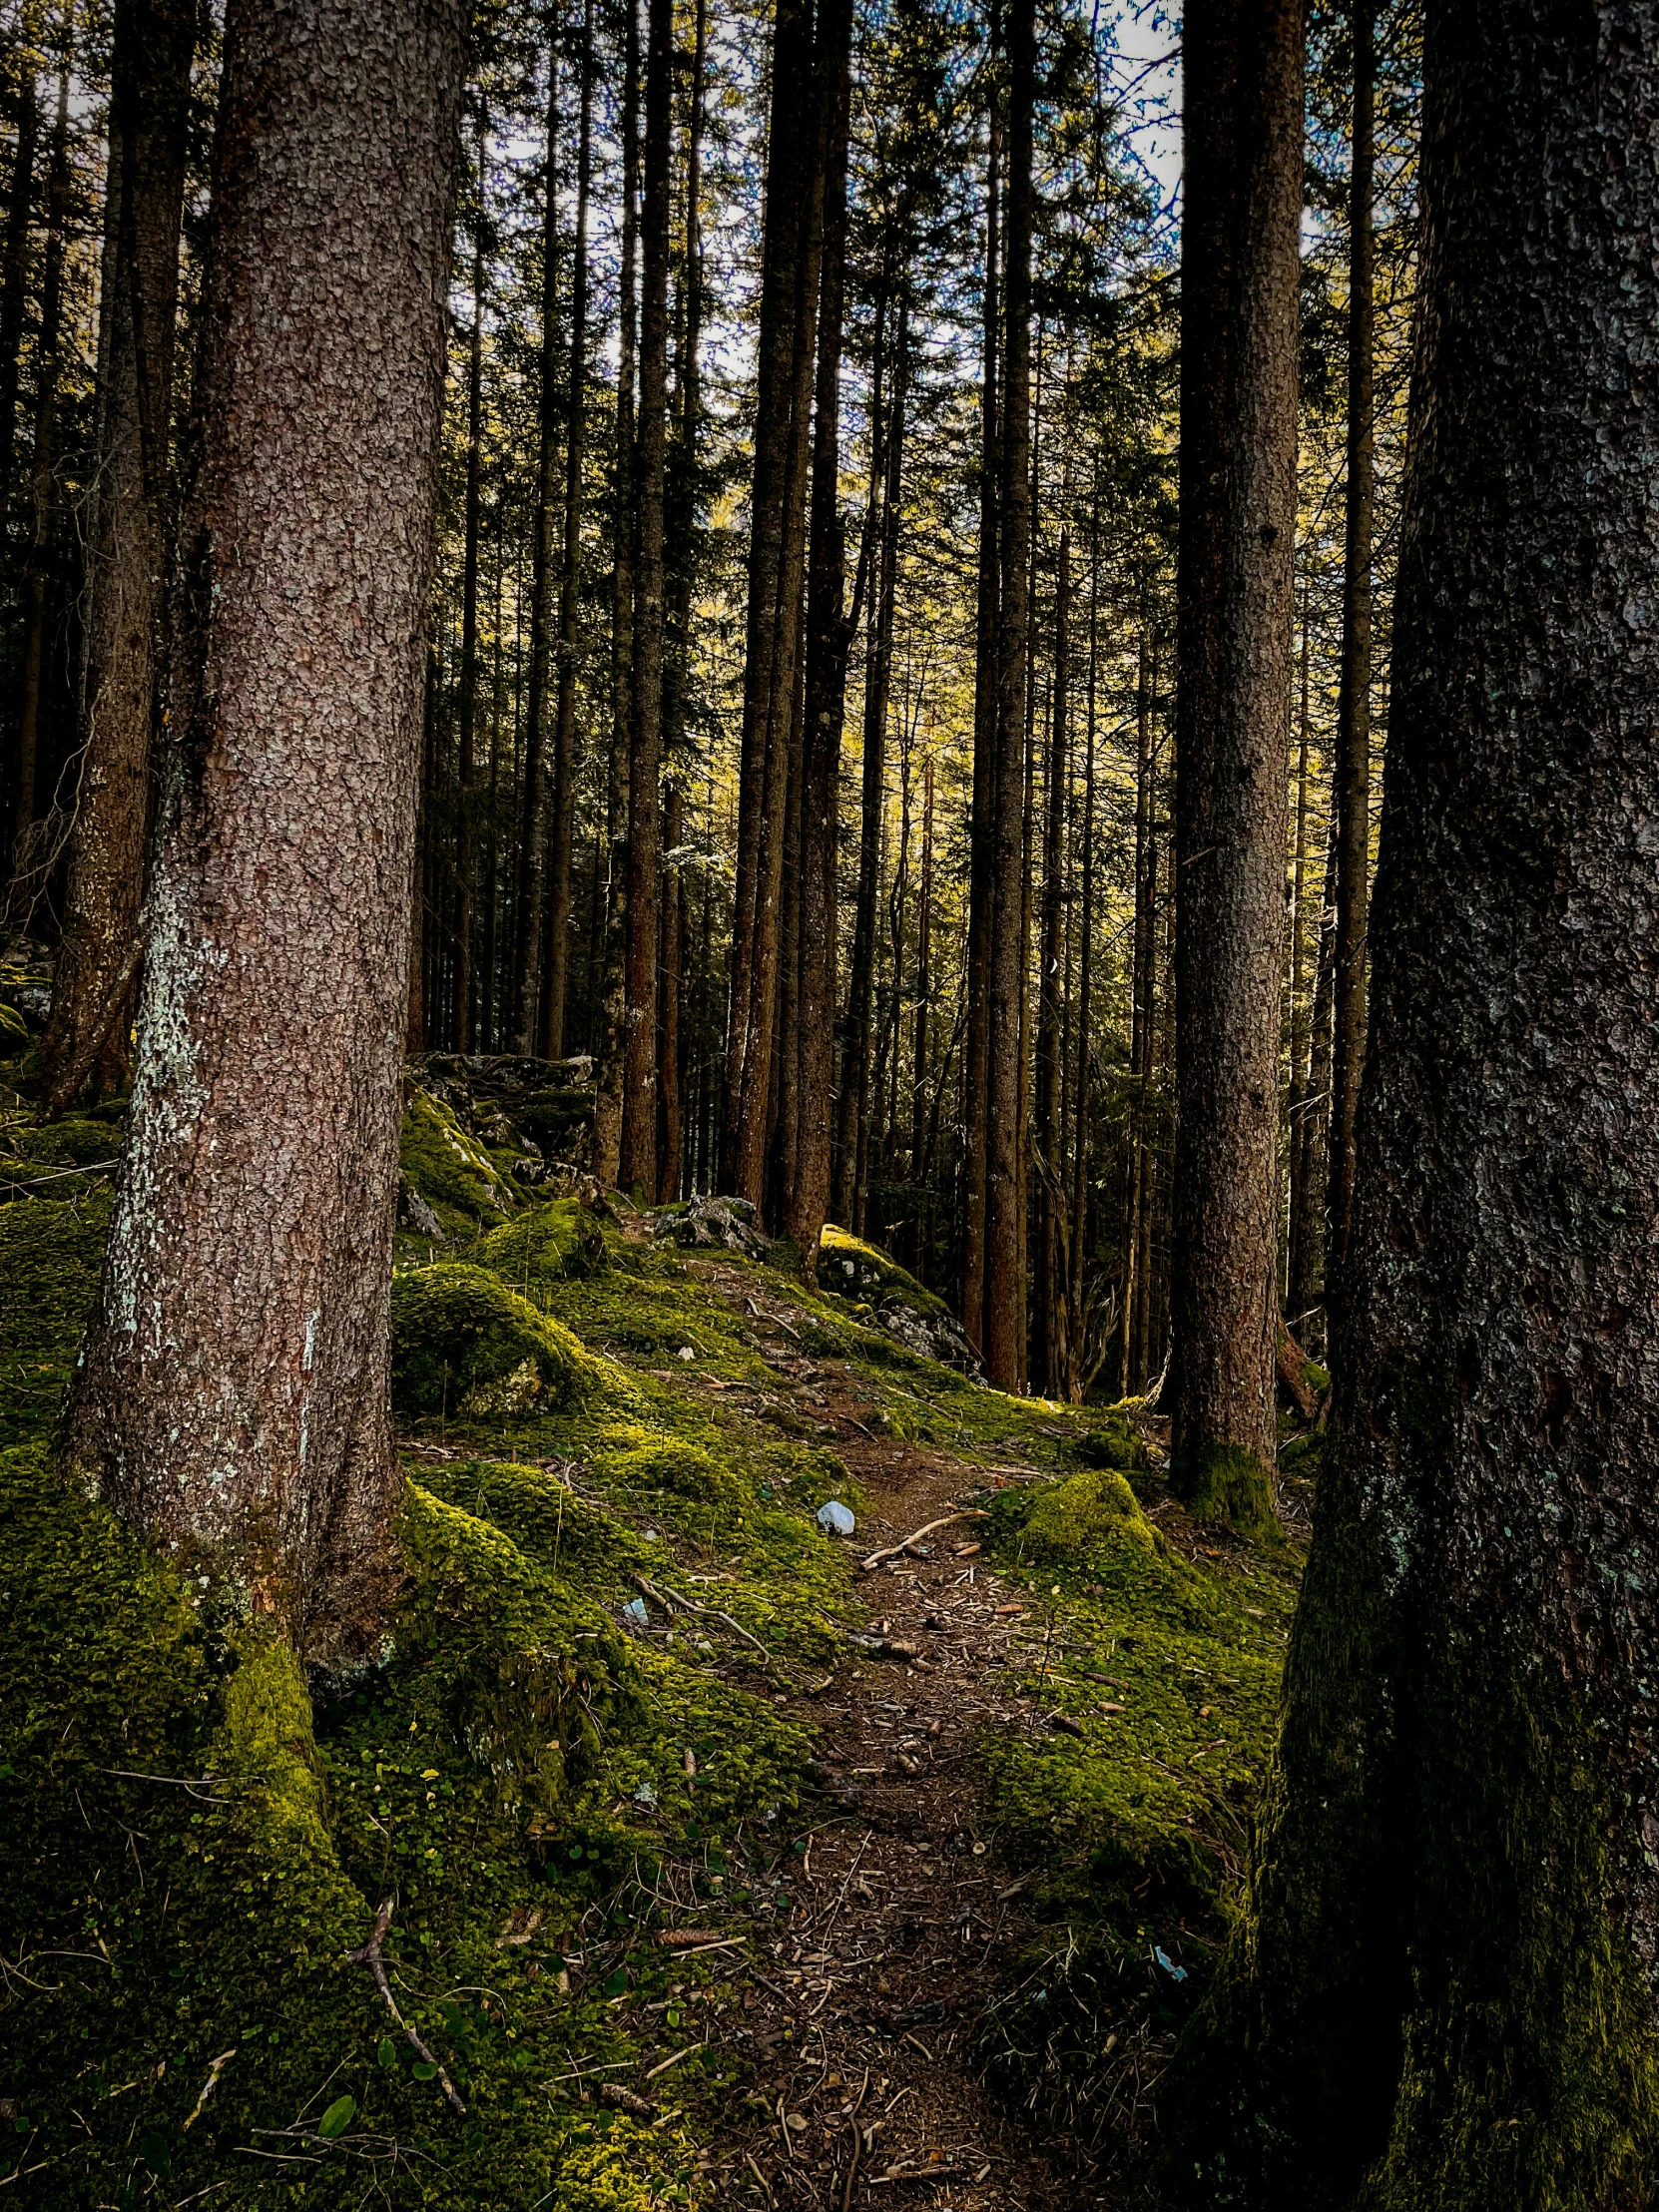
<box><xmin>346</xmin><ymin>1902</ymin><xmax>466</xmax><ymax>2116</ymax></box>
<box><xmin>860</xmin><ymin>1511</ymin><xmax>986</xmax><ymax>1573</ymax></box>
<box><xmin>182</xmin><ymin>2049</ymin><xmax>237</xmax><ymax>2131</ymax></box>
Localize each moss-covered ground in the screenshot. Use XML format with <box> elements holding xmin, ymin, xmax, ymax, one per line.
<box><xmin>0</xmin><ymin>1062</ymin><xmax>1303</xmax><ymax>2205</ymax></box>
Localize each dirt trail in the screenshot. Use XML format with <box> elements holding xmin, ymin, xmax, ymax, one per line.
<box><xmin>680</xmin><ymin>1257</ymin><xmax>1072</xmax><ymax>2211</ymax></box>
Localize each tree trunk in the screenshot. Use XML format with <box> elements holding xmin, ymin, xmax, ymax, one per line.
<box><xmin>9</xmin><ymin>54</ymin><xmax>69</xmax><ymax>877</ymax></box>
<box><xmin>593</xmin><ymin>0</ymin><xmax>642</xmax><ymax>1183</ymax></box>
<box><xmin>982</xmin><ymin>0</ymin><xmax>1033</xmax><ymax>1390</ymax></box>
<box><xmin>1120</xmin><ymin>626</ymin><xmax>1154</xmax><ymax>1391</ymax></box>
<box><xmin>619</xmin><ymin>0</ymin><xmax>671</xmax><ymax>1196</ymax></box>
<box><xmin>1070</xmin><ymin>527</ymin><xmax>1097</xmax><ymax>1398</ymax></box>
<box><xmin>1326</xmin><ymin>0</ymin><xmax>1375</xmax><ymax>1321</ymax></box>
<box><xmin>42</xmin><ymin>0</ymin><xmax>196</xmax><ymax>1111</ymax></box>
<box><xmin>0</xmin><ymin>12</ymin><xmax>39</xmax><ymax>512</ymax></box>
<box><xmin>451</xmin><ymin>123</ymin><xmax>486</xmax><ymax>1053</ymax></box>
<box><xmin>962</xmin><ymin>9</ymin><xmax>1000</xmax><ymax>1356</ymax></box>
<box><xmin>787</xmin><ymin>0</ymin><xmax>853</xmax><ymax>1266</ymax></box>
<box><xmin>1168</xmin><ymin>0</ymin><xmax>1303</xmax><ymax>1526</ymax></box>
<box><xmin>1033</xmin><ymin>529</ymin><xmax>1068</xmax><ymax>1396</ymax></box>
<box><xmin>1178</xmin><ymin>6</ymin><xmax>1659</xmax><ymax>2198</ymax></box>
<box><xmin>511</xmin><ymin>36</ymin><xmax>561</xmax><ymax>1053</ymax></box>
<box><xmin>657</xmin><ymin>777</ymin><xmax>683</xmax><ymax>1198</ymax></box>
<box><xmin>910</xmin><ymin>756</ymin><xmax>933</xmax><ymax>1271</ymax></box>
<box><xmin>1283</xmin><ymin>597</ymin><xmax>1313</xmax><ymax>1305</ymax></box>
<box><xmin>66</xmin><ymin>0</ymin><xmax>465</xmax><ymax>1658</ymax></box>
<box><xmin>1288</xmin><ymin>782</ymin><xmax>1336</xmax><ymax>1357</ymax></box>
<box><xmin>542</xmin><ymin>0</ymin><xmax>594</xmax><ymax>1059</ymax></box>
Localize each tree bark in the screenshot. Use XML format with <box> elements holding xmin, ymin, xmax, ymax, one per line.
<box><xmin>1283</xmin><ymin>596</ymin><xmax>1313</xmax><ymax>1305</ymax></box>
<box><xmin>1033</xmin><ymin>529</ymin><xmax>1068</xmax><ymax>1396</ymax></box>
<box><xmin>982</xmin><ymin>0</ymin><xmax>1033</xmax><ymax>1390</ymax></box>
<box><xmin>1179</xmin><ymin>5</ymin><xmax>1659</xmax><ymax>2197</ymax></box>
<box><xmin>511</xmin><ymin>33</ymin><xmax>562</xmax><ymax>1053</ymax></box>
<box><xmin>1326</xmin><ymin>0</ymin><xmax>1375</xmax><ymax>1321</ymax></box>
<box><xmin>619</xmin><ymin>0</ymin><xmax>672</xmax><ymax>1196</ymax></box>
<box><xmin>1168</xmin><ymin>0</ymin><xmax>1303</xmax><ymax>1523</ymax></box>
<box><xmin>43</xmin><ymin>0</ymin><xmax>196</xmax><ymax>1111</ymax></box>
<box><xmin>1069</xmin><ymin>526</ymin><xmax>1097</xmax><ymax>1398</ymax></box>
<box><xmin>787</xmin><ymin>0</ymin><xmax>853</xmax><ymax>1267</ymax></box>
<box><xmin>1287</xmin><ymin>792</ymin><xmax>1336</xmax><ymax>1351</ymax></box>
<box><xmin>451</xmin><ymin>122</ymin><xmax>486</xmax><ymax>1053</ymax></box>
<box><xmin>657</xmin><ymin>776</ymin><xmax>683</xmax><ymax>1198</ymax></box>
<box><xmin>0</xmin><ymin>10</ymin><xmax>39</xmax><ymax>513</ymax></box>
<box><xmin>910</xmin><ymin>755</ymin><xmax>933</xmax><ymax>1271</ymax></box>
<box><xmin>66</xmin><ymin>0</ymin><xmax>465</xmax><ymax>1658</ymax></box>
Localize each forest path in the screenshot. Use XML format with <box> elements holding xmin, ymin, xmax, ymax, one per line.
<box><xmin>674</xmin><ymin>1252</ymin><xmax>1072</xmax><ymax>2212</ymax></box>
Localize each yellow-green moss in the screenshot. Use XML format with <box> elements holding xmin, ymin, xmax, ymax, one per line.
<box><xmin>0</xmin><ymin>1191</ymin><xmax>108</xmax><ymax>1444</ymax></box>
<box><xmin>1172</xmin><ymin>1440</ymin><xmax>1281</xmax><ymax>1543</ymax></box>
<box><xmin>400</xmin><ymin>1085</ymin><xmax>520</xmax><ymax>1237</ymax></box>
<box><xmin>390</xmin><ymin>1262</ymin><xmax>622</xmax><ymax>1417</ymax></box>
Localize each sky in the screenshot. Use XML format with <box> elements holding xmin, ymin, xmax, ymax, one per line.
<box><xmin>1106</xmin><ymin>2</ymin><xmax>1183</xmax><ymax>235</ymax></box>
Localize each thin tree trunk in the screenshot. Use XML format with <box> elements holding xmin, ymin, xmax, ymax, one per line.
<box><xmin>481</xmin><ymin>525</ymin><xmax>503</xmax><ymax>1048</ymax></box>
<box><xmin>1168</xmin><ymin>0</ymin><xmax>1304</xmax><ymax>1521</ymax></box>
<box><xmin>451</xmin><ymin>122</ymin><xmax>487</xmax><ymax>1052</ymax></box>
<box><xmin>1284</xmin><ymin>596</ymin><xmax>1314</xmax><ymax>1312</ymax></box>
<box><xmin>657</xmin><ymin>776</ymin><xmax>683</xmax><ymax>1197</ymax></box>
<box><xmin>663</xmin><ymin>0</ymin><xmax>706</xmax><ymax>782</ymax></box>
<box><xmin>0</xmin><ymin>9</ymin><xmax>39</xmax><ymax>511</ymax></box>
<box><xmin>963</xmin><ymin>6</ymin><xmax>1000</xmax><ymax>1356</ymax></box>
<box><xmin>1326</xmin><ymin>0</ymin><xmax>1375</xmax><ymax>1321</ymax></box>
<box><xmin>910</xmin><ymin>755</ymin><xmax>933</xmax><ymax>1270</ymax></box>
<box><xmin>1070</xmin><ymin>522</ymin><xmax>1097</xmax><ymax>1397</ymax></box>
<box><xmin>43</xmin><ymin>0</ymin><xmax>196</xmax><ymax>1110</ymax></box>
<box><xmin>593</xmin><ymin>0</ymin><xmax>642</xmax><ymax>1181</ymax></box>
<box><xmin>512</xmin><ymin>33</ymin><xmax>561</xmax><ymax>1052</ymax></box>
<box><xmin>619</xmin><ymin>0</ymin><xmax>672</xmax><ymax>1194</ymax></box>
<box><xmin>10</xmin><ymin>52</ymin><xmax>69</xmax><ymax>874</ymax></box>
<box><xmin>1034</xmin><ymin>530</ymin><xmax>1068</xmax><ymax>1395</ymax></box>
<box><xmin>788</xmin><ymin>0</ymin><xmax>854</xmax><ymax>1266</ymax></box>
<box><xmin>982</xmin><ymin>0</ymin><xmax>1033</xmax><ymax>1389</ymax></box>
<box><xmin>1288</xmin><ymin>792</ymin><xmax>1336</xmax><ymax>1347</ymax></box>
<box><xmin>67</xmin><ymin>0</ymin><xmax>466</xmax><ymax>1656</ymax></box>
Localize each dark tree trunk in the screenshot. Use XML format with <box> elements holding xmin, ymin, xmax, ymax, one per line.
<box><xmin>66</xmin><ymin>0</ymin><xmax>465</xmax><ymax>1658</ymax></box>
<box><xmin>1121</xmin><ymin>626</ymin><xmax>1154</xmax><ymax>1392</ymax></box>
<box><xmin>910</xmin><ymin>756</ymin><xmax>933</xmax><ymax>1269</ymax></box>
<box><xmin>982</xmin><ymin>0</ymin><xmax>1033</xmax><ymax>1390</ymax></box>
<box><xmin>962</xmin><ymin>8</ymin><xmax>1000</xmax><ymax>1355</ymax></box>
<box><xmin>1287</xmin><ymin>794</ymin><xmax>1336</xmax><ymax>1352</ymax></box>
<box><xmin>619</xmin><ymin>0</ymin><xmax>672</xmax><ymax>1196</ymax></box>
<box><xmin>1168</xmin><ymin>0</ymin><xmax>1304</xmax><ymax>1525</ymax></box>
<box><xmin>1179</xmin><ymin>5</ymin><xmax>1659</xmax><ymax>2199</ymax></box>
<box><xmin>663</xmin><ymin>0</ymin><xmax>706</xmax><ymax>784</ymax></box>
<box><xmin>0</xmin><ymin>22</ymin><xmax>38</xmax><ymax>512</ymax></box>
<box><xmin>511</xmin><ymin>37</ymin><xmax>562</xmax><ymax>1052</ymax></box>
<box><xmin>451</xmin><ymin>126</ymin><xmax>486</xmax><ymax>1052</ymax></box>
<box><xmin>657</xmin><ymin>777</ymin><xmax>683</xmax><ymax>1198</ymax></box>
<box><xmin>1326</xmin><ymin>0</ymin><xmax>1375</xmax><ymax>1319</ymax></box>
<box><xmin>593</xmin><ymin>0</ymin><xmax>642</xmax><ymax>1183</ymax></box>
<box><xmin>43</xmin><ymin>0</ymin><xmax>196</xmax><ymax>1112</ymax></box>
<box><xmin>10</xmin><ymin>56</ymin><xmax>68</xmax><ymax>876</ymax></box>
<box><xmin>1033</xmin><ymin>530</ymin><xmax>1068</xmax><ymax>1396</ymax></box>
<box><xmin>542</xmin><ymin>0</ymin><xmax>594</xmax><ymax>1059</ymax></box>
<box><xmin>787</xmin><ymin>0</ymin><xmax>853</xmax><ymax>1267</ymax></box>
<box><xmin>1069</xmin><ymin>529</ymin><xmax>1097</xmax><ymax>1397</ymax></box>
<box><xmin>1283</xmin><ymin>600</ymin><xmax>1313</xmax><ymax>1307</ymax></box>
<box><xmin>722</xmin><ymin>0</ymin><xmax>812</xmax><ymax>1192</ymax></box>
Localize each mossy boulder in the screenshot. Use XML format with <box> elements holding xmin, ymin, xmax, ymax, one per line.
<box><xmin>478</xmin><ymin>1196</ymin><xmax>608</xmax><ymax>1287</ymax></box>
<box><xmin>1018</xmin><ymin>1466</ymin><xmax>1165</xmax><ymax>1565</ymax></box>
<box><xmin>595</xmin><ymin>1431</ymin><xmax>742</xmax><ymax>1508</ymax></box>
<box><xmin>389</xmin><ymin>1262</ymin><xmax>616</xmax><ymax>1417</ymax></box>
<box><xmin>818</xmin><ymin>1223</ymin><xmax>976</xmax><ymax>1369</ymax></box>
<box><xmin>399</xmin><ymin>1083</ymin><xmax>519</xmax><ymax>1237</ymax></box>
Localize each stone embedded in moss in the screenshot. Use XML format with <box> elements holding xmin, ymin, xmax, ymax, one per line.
<box><xmin>399</xmin><ymin>1083</ymin><xmax>519</xmax><ymax>1236</ymax></box>
<box><xmin>389</xmin><ymin>1262</ymin><xmax>617</xmax><ymax>1417</ymax></box>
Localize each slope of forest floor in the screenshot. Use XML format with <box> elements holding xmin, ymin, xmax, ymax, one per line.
<box><xmin>0</xmin><ymin>1007</ymin><xmax>1306</xmax><ymax>2210</ymax></box>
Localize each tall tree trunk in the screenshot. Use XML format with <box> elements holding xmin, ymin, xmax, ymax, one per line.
<box><xmin>619</xmin><ymin>0</ymin><xmax>671</xmax><ymax>1195</ymax></box>
<box><xmin>1326</xmin><ymin>0</ymin><xmax>1375</xmax><ymax>1321</ymax></box>
<box><xmin>837</xmin><ymin>284</ymin><xmax>909</xmax><ymax>1232</ymax></box>
<box><xmin>1033</xmin><ymin>529</ymin><xmax>1068</xmax><ymax>1396</ymax></box>
<box><xmin>910</xmin><ymin>755</ymin><xmax>932</xmax><ymax>1269</ymax></box>
<box><xmin>1069</xmin><ymin>526</ymin><xmax>1097</xmax><ymax>1397</ymax></box>
<box><xmin>962</xmin><ymin>5</ymin><xmax>1000</xmax><ymax>1355</ymax></box>
<box><xmin>43</xmin><ymin>0</ymin><xmax>196</xmax><ymax>1112</ymax></box>
<box><xmin>542</xmin><ymin>0</ymin><xmax>594</xmax><ymax>1058</ymax></box>
<box><xmin>511</xmin><ymin>35</ymin><xmax>561</xmax><ymax>1052</ymax></box>
<box><xmin>788</xmin><ymin>0</ymin><xmax>853</xmax><ymax>1267</ymax></box>
<box><xmin>982</xmin><ymin>0</ymin><xmax>1033</xmax><ymax>1390</ymax></box>
<box><xmin>451</xmin><ymin>123</ymin><xmax>486</xmax><ymax>1052</ymax></box>
<box><xmin>1168</xmin><ymin>0</ymin><xmax>1304</xmax><ymax>1525</ymax></box>
<box><xmin>10</xmin><ymin>52</ymin><xmax>69</xmax><ymax>876</ymax></box>
<box><xmin>722</xmin><ymin>0</ymin><xmax>813</xmax><ymax>1191</ymax></box>
<box><xmin>1283</xmin><ymin>596</ymin><xmax>1313</xmax><ymax>1310</ymax></box>
<box><xmin>0</xmin><ymin>11</ymin><xmax>39</xmax><ymax>512</ymax></box>
<box><xmin>657</xmin><ymin>776</ymin><xmax>683</xmax><ymax>1198</ymax></box>
<box><xmin>1287</xmin><ymin>793</ymin><xmax>1336</xmax><ymax>1349</ymax></box>
<box><xmin>1121</xmin><ymin>625</ymin><xmax>1154</xmax><ymax>1391</ymax></box>
<box><xmin>663</xmin><ymin>0</ymin><xmax>706</xmax><ymax>779</ymax></box>
<box><xmin>66</xmin><ymin>0</ymin><xmax>465</xmax><ymax>1657</ymax></box>
<box><xmin>1180</xmin><ymin>6</ymin><xmax>1659</xmax><ymax>2196</ymax></box>
<box><xmin>593</xmin><ymin>0</ymin><xmax>642</xmax><ymax>1181</ymax></box>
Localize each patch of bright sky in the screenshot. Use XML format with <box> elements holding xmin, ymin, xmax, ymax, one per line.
<box><xmin>1106</xmin><ymin>2</ymin><xmax>1183</xmax><ymax>246</ymax></box>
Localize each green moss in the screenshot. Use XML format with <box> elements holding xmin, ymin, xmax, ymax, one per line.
<box><xmin>0</xmin><ymin>1191</ymin><xmax>107</xmax><ymax>1444</ymax></box>
<box><xmin>595</xmin><ymin>1432</ymin><xmax>741</xmax><ymax>1507</ymax></box>
<box><xmin>478</xmin><ymin>1197</ymin><xmax>607</xmax><ymax>1286</ymax></box>
<box><xmin>390</xmin><ymin>1262</ymin><xmax>622</xmax><ymax>1418</ymax></box>
<box><xmin>1173</xmin><ymin>1440</ymin><xmax>1281</xmax><ymax>1542</ymax></box>
<box><xmin>400</xmin><ymin>1084</ymin><xmax>520</xmax><ymax>1237</ymax></box>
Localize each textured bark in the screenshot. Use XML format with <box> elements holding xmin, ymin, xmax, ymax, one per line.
<box><xmin>982</xmin><ymin>0</ymin><xmax>1033</xmax><ymax>1390</ymax></box>
<box><xmin>1180</xmin><ymin>7</ymin><xmax>1659</xmax><ymax>2200</ymax></box>
<box><xmin>510</xmin><ymin>43</ymin><xmax>562</xmax><ymax>1052</ymax></box>
<box><xmin>961</xmin><ymin>32</ymin><xmax>999</xmax><ymax>1356</ymax></box>
<box><xmin>722</xmin><ymin>0</ymin><xmax>812</xmax><ymax>1192</ymax></box>
<box><xmin>657</xmin><ymin>778</ymin><xmax>683</xmax><ymax>1199</ymax></box>
<box><xmin>1069</xmin><ymin>539</ymin><xmax>1097</xmax><ymax>1398</ymax></box>
<box><xmin>451</xmin><ymin>129</ymin><xmax>486</xmax><ymax>1053</ymax></box>
<box><xmin>1121</xmin><ymin>627</ymin><xmax>1155</xmax><ymax>1394</ymax></box>
<box><xmin>1033</xmin><ymin>531</ymin><xmax>1068</xmax><ymax>1396</ymax></box>
<box><xmin>1168</xmin><ymin>0</ymin><xmax>1303</xmax><ymax>1516</ymax></box>
<box><xmin>1326</xmin><ymin>0</ymin><xmax>1375</xmax><ymax>1319</ymax></box>
<box><xmin>619</xmin><ymin>0</ymin><xmax>671</xmax><ymax>1196</ymax></box>
<box><xmin>910</xmin><ymin>758</ymin><xmax>933</xmax><ymax>1237</ymax></box>
<box><xmin>786</xmin><ymin>0</ymin><xmax>853</xmax><ymax>1267</ymax></box>
<box><xmin>10</xmin><ymin>56</ymin><xmax>68</xmax><ymax>869</ymax></box>
<box><xmin>1287</xmin><ymin>794</ymin><xmax>1336</xmax><ymax>1350</ymax></box>
<box><xmin>66</xmin><ymin>0</ymin><xmax>465</xmax><ymax>1656</ymax></box>
<box><xmin>542</xmin><ymin>0</ymin><xmax>594</xmax><ymax>1059</ymax></box>
<box><xmin>0</xmin><ymin>14</ymin><xmax>38</xmax><ymax>511</ymax></box>
<box><xmin>43</xmin><ymin>0</ymin><xmax>196</xmax><ymax>1111</ymax></box>
<box><xmin>1283</xmin><ymin>603</ymin><xmax>1313</xmax><ymax>1309</ymax></box>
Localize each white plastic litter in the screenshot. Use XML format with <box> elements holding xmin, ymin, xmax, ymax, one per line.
<box><xmin>621</xmin><ymin>1596</ymin><xmax>649</xmax><ymax>1630</ymax></box>
<box><xmin>817</xmin><ymin>1499</ymin><xmax>855</xmax><ymax>1536</ymax></box>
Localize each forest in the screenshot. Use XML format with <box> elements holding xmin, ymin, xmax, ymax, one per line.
<box><xmin>0</xmin><ymin>0</ymin><xmax>1651</xmax><ymax>2205</ymax></box>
